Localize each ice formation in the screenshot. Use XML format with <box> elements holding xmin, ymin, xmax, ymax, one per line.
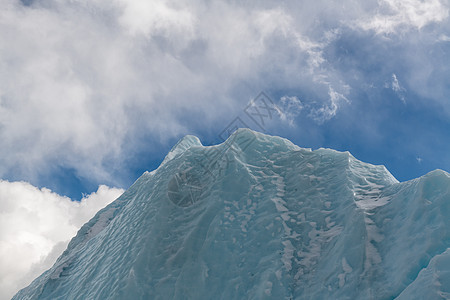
<box><xmin>14</xmin><ymin>129</ymin><xmax>450</xmax><ymax>299</ymax></box>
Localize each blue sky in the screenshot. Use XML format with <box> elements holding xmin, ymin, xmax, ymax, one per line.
<box><xmin>1</xmin><ymin>0</ymin><xmax>450</xmax><ymax>297</ymax></box>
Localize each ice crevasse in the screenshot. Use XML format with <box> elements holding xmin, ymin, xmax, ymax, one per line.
<box><xmin>14</xmin><ymin>129</ymin><xmax>450</xmax><ymax>299</ymax></box>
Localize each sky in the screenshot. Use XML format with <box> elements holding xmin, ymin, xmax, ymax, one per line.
<box><xmin>1</xmin><ymin>0</ymin><xmax>450</xmax><ymax>298</ymax></box>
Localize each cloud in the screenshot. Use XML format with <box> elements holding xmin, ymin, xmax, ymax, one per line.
<box><xmin>117</xmin><ymin>0</ymin><xmax>195</xmax><ymax>38</ymax></box>
<box><xmin>391</xmin><ymin>73</ymin><xmax>406</xmax><ymax>103</ymax></box>
<box><xmin>278</xmin><ymin>96</ymin><xmax>303</xmax><ymax>127</ymax></box>
<box><xmin>309</xmin><ymin>86</ymin><xmax>350</xmax><ymax>124</ymax></box>
<box><xmin>0</xmin><ymin>181</ymin><xmax>123</xmax><ymax>299</ymax></box>
<box><xmin>0</xmin><ymin>0</ymin><xmax>447</xmax><ymax>189</ymax></box>
<box><xmin>354</xmin><ymin>0</ymin><xmax>449</xmax><ymax>34</ymax></box>
<box><xmin>0</xmin><ymin>0</ymin><xmax>347</xmax><ymax>187</ymax></box>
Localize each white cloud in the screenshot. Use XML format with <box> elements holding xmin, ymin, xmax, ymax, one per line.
<box><xmin>391</xmin><ymin>73</ymin><xmax>406</xmax><ymax>103</ymax></box>
<box><xmin>354</xmin><ymin>0</ymin><xmax>449</xmax><ymax>34</ymax></box>
<box><xmin>0</xmin><ymin>181</ymin><xmax>124</xmax><ymax>300</ymax></box>
<box><xmin>279</xmin><ymin>96</ymin><xmax>303</xmax><ymax>127</ymax></box>
<box><xmin>0</xmin><ymin>0</ymin><xmax>355</xmax><ymax>186</ymax></box>
<box><xmin>117</xmin><ymin>0</ymin><xmax>196</xmax><ymax>40</ymax></box>
<box><xmin>309</xmin><ymin>86</ymin><xmax>350</xmax><ymax>124</ymax></box>
<box><xmin>438</xmin><ymin>34</ymin><xmax>450</xmax><ymax>42</ymax></box>
<box><xmin>0</xmin><ymin>0</ymin><xmax>448</xmax><ymax>188</ymax></box>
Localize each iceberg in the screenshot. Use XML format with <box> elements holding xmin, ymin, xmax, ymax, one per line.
<box><xmin>14</xmin><ymin>129</ymin><xmax>450</xmax><ymax>299</ymax></box>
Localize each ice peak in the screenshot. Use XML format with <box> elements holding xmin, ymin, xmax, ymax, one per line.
<box><xmin>15</xmin><ymin>130</ymin><xmax>450</xmax><ymax>300</ymax></box>
<box><xmin>172</xmin><ymin>135</ymin><xmax>203</xmax><ymax>152</ymax></box>
<box><xmin>223</xmin><ymin>128</ymin><xmax>299</xmax><ymax>153</ymax></box>
<box><xmin>161</xmin><ymin>134</ymin><xmax>203</xmax><ymax>165</ymax></box>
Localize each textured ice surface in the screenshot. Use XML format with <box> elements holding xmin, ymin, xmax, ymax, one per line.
<box><xmin>14</xmin><ymin>129</ymin><xmax>450</xmax><ymax>299</ymax></box>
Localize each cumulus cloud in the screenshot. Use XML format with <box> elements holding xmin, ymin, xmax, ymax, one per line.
<box><xmin>0</xmin><ymin>0</ymin><xmax>447</xmax><ymax>187</ymax></box>
<box><xmin>0</xmin><ymin>0</ymin><xmax>447</xmax><ymax>188</ymax></box>
<box><xmin>0</xmin><ymin>182</ymin><xmax>124</xmax><ymax>299</ymax></box>
<box><xmin>0</xmin><ymin>0</ymin><xmax>359</xmax><ymax>188</ymax></box>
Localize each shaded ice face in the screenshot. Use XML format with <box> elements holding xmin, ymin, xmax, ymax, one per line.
<box><xmin>168</xmin><ymin>169</ymin><xmax>204</xmax><ymax>207</ymax></box>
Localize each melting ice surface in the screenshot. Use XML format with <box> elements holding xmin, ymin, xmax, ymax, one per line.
<box><xmin>14</xmin><ymin>129</ymin><xmax>450</xmax><ymax>299</ymax></box>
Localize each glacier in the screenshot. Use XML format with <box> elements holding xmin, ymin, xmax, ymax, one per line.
<box><xmin>13</xmin><ymin>129</ymin><xmax>450</xmax><ymax>299</ymax></box>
